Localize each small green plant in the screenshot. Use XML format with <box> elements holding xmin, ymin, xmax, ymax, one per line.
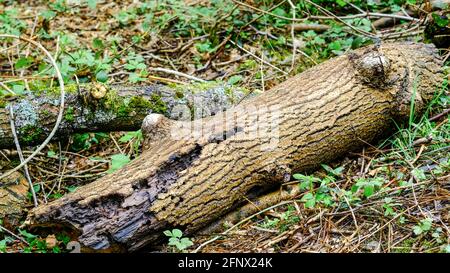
<box><xmin>163</xmin><ymin>229</ymin><xmax>193</xmax><ymax>251</ymax></box>
<box><xmin>444</xmin><ymin>245</ymin><xmax>450</xmax><ymax>253</ymax></box>
<box><xmin>353</xmin><ymin>177</ymin><xmax>384</xmax><ymax>198</ymax></box>
<box><xmin>71</xmin><ymin>132</ymin><xmax>109</xmax><ymax>151</ymax></box>
<box><xmin>119</xmin><ymin>130</ymin><xmax>143</xmax><ymax>154</ymax></box>
<box><xmin>413</xmin><ymin>218</ymin><xmax>433</xmax><ymax>235</ymax></box>
<box><xmin>107</xmin><ymin>154</ymin><xmax>131</xmax><ymax>174</ymax></box>
<box><xmin>259</xmin><ymin>217</ymin><xmax>280</xmax><ymax>229</ymax></box>
<box><xmin>382</xmin><ymin>197</ymin><xmax>398</xmax><ymax>217</ymax></box>
<box><xmin>432</xmin><ymin>227</ymin><xmax>443</xmax><ymax>243</ymax></box>
<box><xmin>295</xmin><ymin>164</ymin><xmax>343</xmax><ymax>208</ymax></box>
<box><xmin>259</xmin><ymin>206</ymin><xmax>299</xmax><ymax>231</ymax></box>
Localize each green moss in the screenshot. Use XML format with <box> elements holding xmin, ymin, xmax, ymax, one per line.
<box><xmin>102</xmin><ymin>88</ymin><xmax>167</xmax><ymax>117</ymax></box>
<box><xmin>41</xmin><ymin>109</ymin><xmax>50</xmax><ymax>116</ymax></box>
<box><xmin>20</xmin><ymin>125</ymin><xmax>44</xmax><ymax>144</ymax></box>
<box><xmin>129</xmin><ymin>96</ymin><xmax>153</xmax><ymax>109</ymax></box>
<box><xmin>116</xmin><ymin>100</ymin><xmax>132</xmax><ymax>117</ymax></box>
<box><xmin>39</xmin><ymin>108</ymin><xmax>53</xmax><ymax>120</ymax></box>
<box><xmin>33</xmin><ymin>83</ymin><xmax>83</xmax><ymax>97</ymax></box>
<box><xmin>149</xmin><ymin>94</ymin><xmax>167</xmax><ymax>114</ymax></box>
<box><xmin>102</xmin><ymin>89</ymin><xmax>123</xmax><ymax>112</ymax></box>
<box><xmin>174</xmin><ymin>90</ymin><xmax>184</xmax><ymax>99</ymax></box>
<box><xmin>65</xmin><ymin>106</ymin><xmax>75</xmax><ymax>122</ymax></box>
<box><xmin>0</xmin><ymin>99</ymin><xmax>7</xmax><ymax>108</ymax></box>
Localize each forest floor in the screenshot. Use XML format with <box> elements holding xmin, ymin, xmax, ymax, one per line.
<box><xmin>0</xmin><ymin>0</ymin><xmax>449</xmax><ymax>253</ymax></box>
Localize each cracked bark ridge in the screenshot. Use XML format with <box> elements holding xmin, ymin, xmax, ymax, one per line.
<box><xmin>25</xmin><ymin>42</ymin><xmax>443</xmax><ymax>252</ymax></box>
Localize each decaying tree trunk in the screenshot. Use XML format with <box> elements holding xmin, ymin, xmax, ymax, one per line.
<box><xmin>25</xmin><ymin>42</ymin><xmax>443</xmax><ymax>252</ymax></box>
<box><xmin>0</xmin><ymin>83</ymin><xmax>246</xmax><ymax>149</ymax></box>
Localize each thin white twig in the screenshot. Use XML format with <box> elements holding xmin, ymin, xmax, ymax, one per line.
<box><xmin>0</xmin><ymin>34</ymin><xmax>65</xmax><ymax>181</ymax></box>
<box><xmin>229</xmin><ymin>40</ymin><xmax>288</xmax><ymax>75</ymax></box>
<box><xmin>8</xmin><ymin>105</ymin><xmax>38</xmax><ymax>207</ymax></box>
<box><xmin>248</xmin><ymin>25</ymin><xmax>317</xmax><ymax>65</ymax></box>
<box><xmin>0</xmin><ymin>81</ymin><xmax>15</xmax><ymax>95</ymax></box>
<box><xmin>0</xmin><ymin>224</ymin><xmax>29</xmax><ymax>245</ymax></box>
<box><xmin>304</xmin><ymin>0</ymin><xmax>377</xmax><ymax>38</ymax></box>
<box><xmin>232</xmin><ymin>0</ymin><xmax>418</xmax><ymax>22</ymax></box>
<box><xmin>148</xmin><ymin>67</ymin><xmax>206</xmax><ymax>83</ymax></box>
<box><xmin>287</xmin><ymin>0</ymin><xmax>296</xmax><ymax>71</ymax></box>
<box><xmin>260</xmin><ymin>49</ymin><xmax>265</xmax><ymax>93</ymax></box>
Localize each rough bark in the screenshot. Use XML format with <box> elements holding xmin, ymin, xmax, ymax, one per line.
<box><xmin>0</xmin><ymin>82</ymin><xmax>247</xmax><ymax>149</ymax></box>
<box><xmin>25</xmin><ymin>42</ymin><xmax>443</xmax><ymax>252</ymax></box>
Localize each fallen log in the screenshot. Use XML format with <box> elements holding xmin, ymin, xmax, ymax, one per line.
<box><xmin>0</xmin><ymin>82</ymin><xmax>247</xmax><ymax>149</ymax></box>
<box><xmin>25</xmin><ymin>42</ymin><xmax>443</xmax><ymax>252</ymax></box>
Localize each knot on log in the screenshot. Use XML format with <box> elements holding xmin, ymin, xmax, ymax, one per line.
<box><xmin>141</xmin><ymin>113</ymin><xmax>173</xmax><ymax>150</ymax></box>
<box><xmin>350</xmin><ymin>47</ymin><xmax>391</xmax><ymax>88</ymax></box>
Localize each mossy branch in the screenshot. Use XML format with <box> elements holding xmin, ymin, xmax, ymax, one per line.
<box><xmin>0</xmin><ymin>82</ymin><xmax>248</xmax><ymax>149</ymax></box>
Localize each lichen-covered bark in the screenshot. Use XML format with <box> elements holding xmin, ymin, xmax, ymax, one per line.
<box><xmin>26</xmin><ymin>42</ymin><xmax>443</xmax><ymax>252</ymax></box>
<box><xmin>0</xmin><ymin>82</ymin><xmax>247</xmax><ymax>149</ymax></box>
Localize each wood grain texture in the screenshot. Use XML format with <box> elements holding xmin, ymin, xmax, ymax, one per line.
<box><xmin>25</xmin><ymin>42</ymin><xmax>443</xmax><ymax>252</ymax></box>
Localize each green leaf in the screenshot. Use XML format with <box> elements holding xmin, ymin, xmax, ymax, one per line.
<box><xmin>336</xmin><ymin>0</ymin><xmax>347</xmax><ymax>7</ymax></box>
<box><xmin>175</xmin><ymin>241</ymin><xmax>185</xmax><ymax>250</ymax></box>
<box><xmin>168</xmin><ymin>238</ymin><xmax>179</xmax><ymax>245</ymax></box>
<box><xmin>40</xmin><ymin>10</ymin><xmax>56</xmax><ymax>20</ymax></box>
<box><xmin>432</xmin><ymin>13</ymin><xmax>449</xmax><ymax>28</ymax></box>
<box><xmin>444</xmin><ymin>245</ymin><xmax>450</xmax><ymax>253</ymax></box>
<box><xmin>195</xmin><ymin>42</ymin><xmax>212</xmax><ymax>53</ymax></box>
<box><xmin>293</xmin><ymin>173</ymin><xmax>305</xmax><ymax>180</ymax></box>
<box><xmin>33</xmin><ymin>184</ymin><xmax>41</xmax><ymax>194</ymax></box>
<box><xmin>321</xmin><ymin>164</ymin><xmax>343</xmax><ymax>177</ymax></box>
<box><xmin>12</xmin><ymin>85</ymin><xmax>25</xmax><ymax>95</ymax></box>
<box><xmin>299</xmin><ymin>181</ymin><xmax>310</xmax><ymax>190</ymax></box>
<box><xmin>412</xmin><ymin>168</ymin><xmax>426</xmax><ymax>181</ymax></box>
<box><xmin>15</xmin><ymin>57</ymin><xmax>33</xmax><ymax>69</ymax></box>
<box><xmin>19</xmin><ymin>229</ymin><xmax>37</xmax><ymax>241</ymax></box>
<box><xmin>328</xmin><ymin>40</ymin><xmax>342</xmax><ymax>51</ymax></box>
<box><xmin>163</xmin><ymin>230</ymin><xmax>172</xmax><ymax>237</ymax></box>
<box><xmin>47</xmin><ymin>150</ymin><xmax>57</xmax><ymax>158</ymax></box>
<box><xmin>272</xmin><ymin>7</ymin><xmax>287</xmax><ymax>17</ymax></box>
<box><xmin>129</xmin><ymin>72</ymin><xmax>145</xmax><ymax>83</ymax></box>
<box><xmin>301</xmin><ymin>192</ymin><xmax>316</xmax><ymax>208</ymax></box>
<box><xmin>0</xmin><ymin>240</ymin><xmax>6</xmax><ymax>252</ymax></box>
<box><xmin>305</xmin><ymin>198</ymin><xmax>316</xmax><ymax>208</ymax></box>
<box><xmin>87</xmin><ymin>0</ymin><xmax>97</xmax><ymax>9</ymax></box>
<box><xmin>92</xmin><ymin>38</ymin><xmax>104</xmax><ymax>49</ymax></box>
<box><xmin>363</xmin><ymin>185</ymin><xmax>374</xmax><ymax>197</ymax></box>
<box><xmin>227</xmin><ymin>75</ymin><xmax>243</xmax><ymax>85</ymax></box>
<box><xmin>413</xmin><ymin>226</ymin><xmax>423</xmax><ymax>235</ymax></box>
<box><xmin>66</xmin><ymin>185</ymin><xmax>78</xmax><ymax>193</ymax></box>
<box><xmin>313</xmin><ymin>36</ymin><xmax>326</xmax><ymax>45</ymax></box>
<box><xmin>420</xmin><ymin>218</ymin><xmax>432</xmax><ymax>231</ymax></box>
<box><xmin>321</xmin><ymin>164</ymin><xmax>334</xmax><ymax>174</ymax></box>
<box><xmin>108</xmin><ymin>154</ymin><xmax>131</xmax><ymax>173</ymax></box>
<box><xmin>180</xmin><ymin>237</ymin><xmax>193</xmax><ymax>247</ymax></box>
<box><xmin>172</xmin><ymin>229</ymin><xmax>183</xmax><ymax>238</ymax></box>
<box><xmin>119</xmin><ymin>133</ymin><xmax>134</xmax><ymax>143</ymax></box>
<box><xmin>96</xmin><ymin>70</ymin><xmax>108</xmax><ymax>83</ymax></box>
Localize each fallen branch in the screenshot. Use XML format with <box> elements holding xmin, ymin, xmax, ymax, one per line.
<box><xmin>25</xmin><ymin>42</ymin><xmax>443</xmax><ymax>252</ymax></box>
<box><xmin>289</xmin><ymin>23</ymin><xmax>330</xmax><ymax>33</ymax></box>
<box><xmin>0</xmin><ymin>83</ymin><xmax>247</xmax><ymax>149</ymax></box>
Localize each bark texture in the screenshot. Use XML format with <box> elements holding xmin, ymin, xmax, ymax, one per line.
<box><xmin>0</xmin><ymin>82</ymin><xmax>246</xmax><ymax>149</ymax></box>
<box><xmin>25</xmin><ymin>42</ymin><xmax>443</xmax><ymax>252</ymax></box>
